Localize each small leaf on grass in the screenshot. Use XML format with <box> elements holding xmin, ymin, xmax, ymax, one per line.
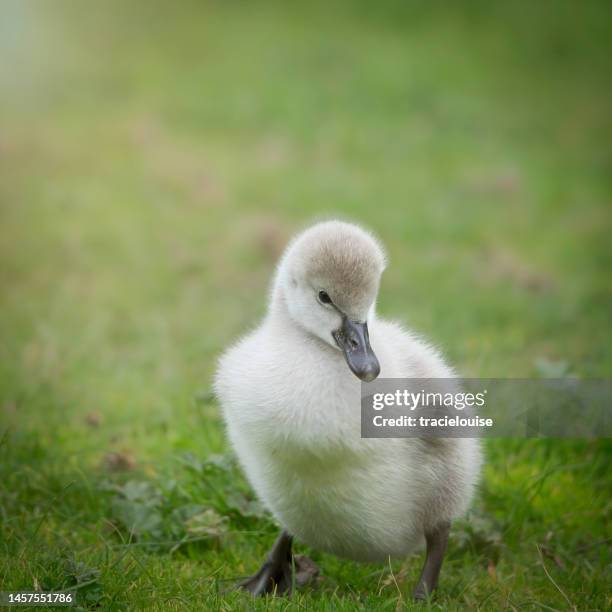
<box><xmin>60</xmin><ymin>559</ymin><xmax>103</xmax><ymax>606</ymax></box>
<box><xmin>178</xmin><ymin>452</ymin><xmax>234</xmax><ymax>474</ymax></box>
<box><xmin>121</xmin><ymin>480</ymin><xmax>157</xmax><ymax>502</ymax></box>
<box><xmin>185</xmin><ymin>508</ymin><xmax>228</xmax><ymax>539</ymax></box>
<box><xmin>202</xmin><ymin>454</ymin><xmax>234</xmax><ymax>473</ymax></box>
<box><xmin>63</xmin><ymin>559</ymin><xmax>101</xmax><ymax>585</ymax></box>
<box><xmin>534</xmin><ymin>358</ymin><xmax>571</xmax><ymax>378</ymax></box>
<box><xmin>453</xmin><ymin>510</ymin><xmax>503</xmax><ymax>564</ymax></box>
<box><xmin>169</xmin><ymin>503</ymin><xmax>207</xmax><ymax>523</ymax></box>
<box><xmin>225</xmin><ymin>492</ymin><xmax>268</xmax><ymax>519</ymax></box>
<box><xmin>110</xmin><ymin>480</ymin><xmax>163</xmax><ymax>538</ymax></box>
<box><xmin>111</xmin><ymin>497</ymin><xmax>163</xmax><ymax>537</ymax></box>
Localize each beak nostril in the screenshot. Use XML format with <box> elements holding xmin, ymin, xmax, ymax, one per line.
<box><xmin>346</xmin><ymin>333</ymin><xmax>360</xmax><ymax>349</ymax></box>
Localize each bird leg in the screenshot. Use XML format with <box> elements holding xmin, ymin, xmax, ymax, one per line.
<box><xmin>413</xmin><ymin>521</ymin><xmax>451</xmax><ymax>601</ymax></box>
<box><xmin>237</xmin><ymin>530</ymin><xmax>319</xmax><ymax>596</ymax></box>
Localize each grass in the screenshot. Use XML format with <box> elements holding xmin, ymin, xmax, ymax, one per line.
<box><xmin>0</xmin><ymin>0</ymin><xmax>611</xmax><ymax>609</ymax></box>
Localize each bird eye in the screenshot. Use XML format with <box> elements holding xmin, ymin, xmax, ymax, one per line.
<box><xmin>318</xmin><ymin>290</ymin><xmax>332</xmax><ymax>305</ymax></box>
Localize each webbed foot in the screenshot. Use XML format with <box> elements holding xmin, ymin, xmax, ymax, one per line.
<box><xmin>237</xmin><ymin>530</ymin><xmax>319</xmax><ymax>596</ymax></box>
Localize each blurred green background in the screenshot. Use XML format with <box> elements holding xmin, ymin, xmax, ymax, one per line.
<box><xmin>1</xmin><ymin>1</ymin><xmax>610</xmax><ymax>609</ymax></box>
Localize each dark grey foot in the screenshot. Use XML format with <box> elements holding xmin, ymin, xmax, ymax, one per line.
<box><xmin>413</xmin><ymin>521</ymin><xmax>450</xmax><ymax>601</ymax></box>
<box><xmin>238</xmin><ymin>530</ymin><xmax>319</xmax><ymax>596</ymax></box>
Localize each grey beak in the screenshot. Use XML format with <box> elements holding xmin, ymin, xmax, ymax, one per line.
<box><xmin>332</xmin><ymin>318</ymin><xmax>380</xmax><ymax>382</ymax></box>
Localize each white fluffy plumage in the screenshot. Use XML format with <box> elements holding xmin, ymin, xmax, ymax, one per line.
<box><xmin>214</xmin><ymin>220</ymin><xmax>481</xmax><ymax>562</ymax></box>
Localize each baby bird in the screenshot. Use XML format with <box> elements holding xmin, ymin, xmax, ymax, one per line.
<box><xmin>214</xmin><ymin>221</ymin><xmax>481</xmax><ymax>600</ymax></box>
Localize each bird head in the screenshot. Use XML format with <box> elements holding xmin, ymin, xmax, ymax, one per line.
<box><xmin>274</xmin><ymin>220</ymin><xmax>386</xmax><ymax>382</ymax></box>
